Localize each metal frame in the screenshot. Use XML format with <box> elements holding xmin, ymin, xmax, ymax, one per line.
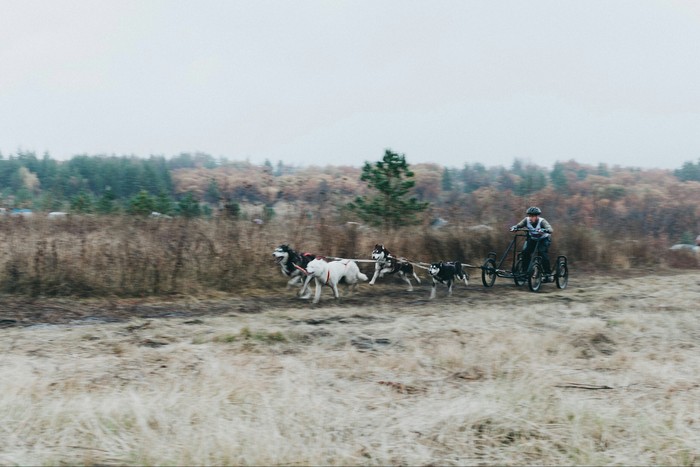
<box><xmin>481</xmin><ymin>229</ymin><xmax>568</xmax><ymax>292</ymax></box>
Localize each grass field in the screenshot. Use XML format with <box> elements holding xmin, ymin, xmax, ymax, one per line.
<box><xmin>1</xmin><ymin>271</ymin><xmax>699</xmax><ymax>465</ymax></box>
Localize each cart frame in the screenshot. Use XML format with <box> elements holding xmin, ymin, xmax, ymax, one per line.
<box><xmin>481</xmin><ymin>229</ymin><xmax>568</xmax><ymax>292</ymax></box>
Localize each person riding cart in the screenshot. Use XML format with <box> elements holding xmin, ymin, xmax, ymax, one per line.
<box><xmin>510</xmin><ymin>206</ymin><xmax>554</xmax><ymax>282</ymax></box>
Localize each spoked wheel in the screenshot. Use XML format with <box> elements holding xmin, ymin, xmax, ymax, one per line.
<box><xmin>528</xmin><ymin>261</ymin><xmax>543</xmax><ymax>292</ymax></box>
<box><xmin>513</xmin><ymin>259</ymin><xmax>527</xmax><ymax>286</ymax></box>
<box><xmin>481</xmin><ymin>258</ymin><xmax>497</xmax><ymax>287</ymax></box>
<box><xmin>555</xmin><ymin>257</ymin><xmax>569</xmax><ymax>289</ymax></box>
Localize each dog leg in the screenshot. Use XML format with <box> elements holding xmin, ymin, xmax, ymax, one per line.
<box><xmin>331</xmin><ymin>282</ymin><xmax>340</xmax><ymax>299</ymax></box>
<box><xmin>369</xmin><ymin>266</ymin><xmax>381</xmax><ymax>285</ymax></box>
<box><xmin>429</xmin><ymin>279</ymin><xmax>437</xmax><ymax>299</ymax></box>
<box><xmin>298</xmin><ymin>275</ymin><xmax>313</xmax><ymax>299</ymax></box>
<box><xmin>447</xmin><ymin>280</ymin><xmax>453</xmax><ymax>297</ymax></box>
<box><xmin>402</xmin><ymin>274</ymin><xmax>414</xmax><ymax>292</ymax></box>
<box><xmin>312</xmin><ymin>278</ymin><xmax>322</xmax><ymax>304</ymax></box>
<box><xmin>412</xmin><ymin>271</ymin><xmax>421</xmax><ymax>284</ymax></box>
<box><xmin>287</xmin><ymin>275</ymin><xmax>301</xmax><ymax>289</ymax></box>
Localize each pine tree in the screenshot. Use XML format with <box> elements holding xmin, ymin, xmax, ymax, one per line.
<box><xmin>347</xmin><ymin>149</ymin><xmax>428</xmax><ymax>229</ymax></box>
<box><xmin>127</xmin><ymin>190</ymin><xmax>155</xmax><ymax>216</ymax></box>
<box><xmin>177</xmin><ymin>192</ymin><xmax>201</xmax><ymax>218</ymax></box>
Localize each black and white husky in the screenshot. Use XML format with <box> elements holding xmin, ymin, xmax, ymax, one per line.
<box><xmin>427</xmin><ymin>261</ymin><xmax>469</xmax><ymax>299</ymax></box>
<box><xmin>273</xmin><ymin>244</ymin><xmax>316</xmax><ymax>298</ymax></box>
<box><xmin>368</xmin><ymin>244</ymin><xmax>421</xmax><ymax>291</ymax></box>
<box><xmin>304</xmin><ymin>257</ymin><xmax>369</xmax><ymax>304</ymax></box>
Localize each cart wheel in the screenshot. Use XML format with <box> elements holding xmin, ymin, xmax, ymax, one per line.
<box><xmin>528</xmin><ymin>261</ymin><xmax>543</xmax><ymax>292</ymax></box>
<box><xmin>481</xmin><ymin>258</ymin><xmax>496</xmax><ymax>287</ymax></box>
<box><xmin>513</xmin><ymin>259</ymin><xmax>526</xmax><ymax>287</ymax></box>
<box><xmin>555</xmin><ymin>258</ymin><xmax>568</xmax><ymax>289</ymax></box>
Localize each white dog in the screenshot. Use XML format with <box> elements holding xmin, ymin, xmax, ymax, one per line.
<box><xmin>304</xmin><ymin>258</ymin><xmax>368</xmax><ymax>304</ymax></box>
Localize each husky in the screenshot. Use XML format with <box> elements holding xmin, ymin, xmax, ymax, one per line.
<box><xmin>304</xmin><ymin>257</ymin><xmax>368</xmax><ymax>304</ymax></box>
<box><xmin>427</xmin><ymin>261</ymin><xmax>469</xmax><ymax>299</ymax></box>
<box><xmin>272</xmin><ymin>244</ymin><xmax>316</xmax><ymax>298</ymax></box>
<box><xmin>368</xmin><ymin>244</ymin><xmax>421</xmax><ymax>291</ymax></box>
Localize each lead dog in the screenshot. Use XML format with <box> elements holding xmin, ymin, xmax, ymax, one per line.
<box><xmin>304</xmin><ymin>257</ymin><xmax>368</xmax><ymax>304</ymax></box>
<box><xmin>273</xmin><ymin>244</ymin><xmax>316</xmax><ymax>298</ymax></box>
<box><xmin>427</xmin><ymin>261</ymin><xmax>469</xmax><ymax>299</ymax></box>
<box><xmin>368</xmin><ymin>244</ymin><xmax>421</xmax><ymax>291</ymax></box>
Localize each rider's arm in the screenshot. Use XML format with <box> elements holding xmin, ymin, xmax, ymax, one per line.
<box><xmin>540</xmin><ymin>218</ymin><xmax>553</xmax><ymax>234</ymax></box>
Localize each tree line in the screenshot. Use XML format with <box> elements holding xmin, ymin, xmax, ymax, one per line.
<box><xmin>0</xmin><ymin>152</ymin><xmax>225</xmax><ymax>216</ymax></box>
<box><xmin>1</xmin><ymin>150</ymin><xmax>699</xmax><ymax>243</ymax></box>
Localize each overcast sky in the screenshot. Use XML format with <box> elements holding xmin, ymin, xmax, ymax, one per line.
<box><xmin>1</xmin><ymin>0</ymin><xmax>699</xmax><ymax>170</ymax></box>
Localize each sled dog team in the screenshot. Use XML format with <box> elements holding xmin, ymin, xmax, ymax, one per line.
<box><xmin>273</xmin><ymin>243</ymin><xmax>469</xmax><ymax>303</ymax></box>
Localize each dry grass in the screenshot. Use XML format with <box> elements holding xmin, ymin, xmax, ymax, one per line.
<box><xmin>0</xmin><ymin>214</ymin><xmax>695</xmax><ymax>298</ymax></box>
<box><xmin>1</xmin><ymin>272</ymin><xmax>699</xmax><ymax>465</ymax></box>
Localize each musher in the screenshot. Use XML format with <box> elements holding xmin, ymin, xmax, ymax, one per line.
<box><xmin>510</xmin><ymin>206</ymin><xmax>554</xmax><ymax>282</ymax></box>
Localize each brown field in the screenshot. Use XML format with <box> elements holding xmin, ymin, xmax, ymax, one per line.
<box><xmin>1</xmin><ymin>269</ymin><xmax>699</xmax><ymax>465</ymax></box>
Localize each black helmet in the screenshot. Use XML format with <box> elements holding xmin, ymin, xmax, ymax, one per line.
<box><xmin>526</xmin><ymin>206</ymin><xmax>541</xmax><ymax>215</ymax></box>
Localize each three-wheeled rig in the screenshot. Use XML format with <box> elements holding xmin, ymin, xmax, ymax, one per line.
<box><xmin>481</xmin><ymin>229</ymin><xmax>568</xmax><ymax>292</ymax></box>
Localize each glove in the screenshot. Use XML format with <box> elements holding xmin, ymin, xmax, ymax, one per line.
<box><xmin>510</xmin><ymin>226</ymin><xmax>517</xmax><ymax>232</ymax></box>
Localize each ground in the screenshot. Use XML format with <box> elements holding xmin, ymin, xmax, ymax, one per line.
<box><xmin>0</xmin><ymin>267</ymin><xmax>669</xmax><ymax>326</ymax></box>
<box><xmin>1</xmin><ymin>269</ymin><xmax>699</xmax><ymax>465</ymax></box>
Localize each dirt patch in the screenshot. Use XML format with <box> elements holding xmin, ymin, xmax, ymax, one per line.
<box><xmin>0</xmin><ymin>269</ymin><xmax>696</xmax><ymax>327</ymax></box>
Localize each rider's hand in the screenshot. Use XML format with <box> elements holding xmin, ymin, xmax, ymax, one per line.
<box><xmin>510</xmin><ymin>226</ymin><xmax>517</xmax><ymax>232</ymax></box>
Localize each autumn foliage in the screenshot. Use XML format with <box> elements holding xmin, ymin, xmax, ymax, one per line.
<box><xmin>0</xmin><ymin>158</ymin><xmax>698</xmax><ymax>297</ymax></box>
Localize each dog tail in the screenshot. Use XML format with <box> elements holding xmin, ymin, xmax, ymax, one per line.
<box><xmin>358</xmin><ymin>272</ymin><xmax>369</xmax><ymax>282</ymax></box>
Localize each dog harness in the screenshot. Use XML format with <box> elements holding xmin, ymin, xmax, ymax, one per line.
<box><xmin>320</xmin><ymin>260</ymin><xmax>349</xmax><ymax>285</ymax></box>
<box><xmin>525</xmin><ymin>217</ymin><xmax>551</xmax><ymax>240</ymax></box>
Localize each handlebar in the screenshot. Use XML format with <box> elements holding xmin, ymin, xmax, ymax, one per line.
<box><xmin>509</xmin><ymin>228</ymin><xmax>550</xmax><ymax>235</ymax></box>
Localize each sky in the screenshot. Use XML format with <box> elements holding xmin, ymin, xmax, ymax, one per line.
<box><xmin>1</xmin><ymin>0</ymin><xmax>699</xmax><ymax>170</ymax></box>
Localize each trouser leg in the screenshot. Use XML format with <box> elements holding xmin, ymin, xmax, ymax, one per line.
<box><xmin>540</xmin><ymin>239</ymin><xmax>551</xmax><ymax>274</ymax></box>
<box><xmin>522</xmin><ymin>241</ymin><xmax>535</xmax><ymax>270</ymax></box>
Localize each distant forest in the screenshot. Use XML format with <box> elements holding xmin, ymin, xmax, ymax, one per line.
<box><xmin>1</xmin><ymin>150</ymin><xmax>699</xmax><ymax>244</ymax></box>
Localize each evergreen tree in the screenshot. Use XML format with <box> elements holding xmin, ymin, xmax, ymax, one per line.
<box><xmin>223</xmin><ymin>199</ymin><xmax>241</xmax><ymax>218</ymax></box>
<box><xmin>177</xmin><ymin>192</ymin><xmax>201</xmax><ymax>218</ymax></box>
<box><xmin>441</xmin><ymin>168</ymin><xmax>454</xmax><ymax>192</ymax></box>
<box><xmin>347</xmin><ymin>149</ymin><xmax>428</xmax><ymax>229</ymax></box>
<box><xmin>516</xmin><ymin>165</ymin><xmax>548</xmax><ymax>196</ymax></box>
<box><xmin>460</xmin><ymin>163</ymin><xmax>492</xmax><ymax>193</ymax></box>
<box><xmin>550</xmin><ymin>162</ymin><xmax>569</xmax><ymax>192</ymax></box>
<box><xmin>96</xmin><ymin>188</ymin><xmax>117</xmax><ymax>214</ymax></box>
<box><xmin>204</xmin><ymin>178</ymin><xmax>221</xmax><ymax>204</ymax></box>
<box><xmin>154</xmin><ymin>191</ymin><xmax>174</xmax><ymax>215</ymax></box>
<box><xmin>127</xmin><ymin>190</ymin><xmax>155</xmax><ymax>216</ymax></box>
<box><xmin>674</xmin><ymin>159</ymin><xmax>700</xmax><ymax>182</ymax></box>
<box><xmin>263</xmin><ymin>159</ymin><xmax>273</xmax><ymax>174</ymax></box>
<box><xmin>70</xmin><ymin>191</ymin><xmax>93</xmax><ymax>213</ymax></box>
